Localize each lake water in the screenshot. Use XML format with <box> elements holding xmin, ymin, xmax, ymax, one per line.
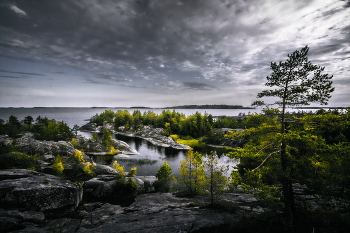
<box><xmin>87</xmin><ymin>133</ymin><xmax>239</xmax><ymax>176</ymax></box>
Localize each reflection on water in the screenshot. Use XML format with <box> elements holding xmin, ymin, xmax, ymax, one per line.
<box><xmin>87</xmin><ymin>133</ymin><xmax>238</xmax><ymax>176</ymax></box>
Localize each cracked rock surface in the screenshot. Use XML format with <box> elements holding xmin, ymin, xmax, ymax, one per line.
<box><xmin>77</xmin><ymin>193</ymin><xmax>235</xmax><ymax>233</ymax></box>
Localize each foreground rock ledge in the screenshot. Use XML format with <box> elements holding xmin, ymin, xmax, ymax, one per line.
<box><xmin>0</xmin><ymin>169</ymin><xmax>83</xmax><ymax>215</ymax></box>
<box><xmin>76</xmin><ymin>193</ymin><xmax>235</xmax><ymax>233</ymax></box>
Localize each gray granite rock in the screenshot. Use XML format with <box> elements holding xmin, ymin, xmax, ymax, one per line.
<box><xmin>0</xmin><ymin>169</ymin><xmax>83</xmax><ymax>215</ymax></box>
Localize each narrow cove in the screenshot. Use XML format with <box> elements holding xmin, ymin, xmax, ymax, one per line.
<box><xmin>86</xmin><ymin>132</ymin><xmax>239</xmax><ymax>176</ymax></box>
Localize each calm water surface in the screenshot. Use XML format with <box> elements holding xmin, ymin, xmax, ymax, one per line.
<box><xmin>91</xmin><ymin>133</ymin><xmax>239</xmax><ymax>176</ymax></box>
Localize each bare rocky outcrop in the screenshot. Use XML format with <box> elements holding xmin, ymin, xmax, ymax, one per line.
<box><xmin>76</xmin><ymin>193</ymin><xmax>236</xmax><ymax>233</ymax></box>
<box><xmin>117</xmin><ymin>125</ymin><xmax>191</xmax><ymax>150</ymax></box>
<box><xmin>73</xmin><ymin>135</ymin><xmax>139</xmax><ymax>155</ymax></box>
<box><xmin>80</xmin><ymin>122</ymin><xmax>190</xmax><ymax>150</ymax></box>
<box><xmin>83</xmin><ymin>175</ymin><xmax>157</xmax><ymax>204</ymax></box>
<box><xmin>14</xmin><ymin>133</ymin><xmax>76</xmax><ymax>156</ymax></box>
<box><xmin>0</xmin><ymin>169</ymin><xmax>83</xmax><ymax>216</ymax></box>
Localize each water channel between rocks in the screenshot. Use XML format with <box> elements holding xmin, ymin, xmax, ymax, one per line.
<box><xmin>80</xmin><ymin>131</ymin><xmax>239</xmax><ymax>176</ymax></box>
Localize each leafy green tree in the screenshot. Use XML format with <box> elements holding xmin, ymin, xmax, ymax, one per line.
<box><xmin>101</xmin><ymin>128</ymin><xmax>113</xmax><ymax>148</ymax></box>
<box><xmin>204</xmin><ymin>151</ymin><xmax>230</xmax><ymax>205</ymax></box>
<box><xmin>155</xmin><ymin>160</ymin><xmax>173</xmax><ymax>192</ymax></box>
<box><xmin>0</xmin><ymin>119</ymin><xmax>5</xmax><ymax>135</ymax></box>
<box><xmin>178</xmin><ymin>149</ymin><xmax>205</xmax><ymax>196</ymax></box>
<box><xmin>251</xmin><ymin>45</ymin><xmax>334</xmax><ymax>225</ymax></box>
<box><xmin>90</xmin><ymin>132</ymin><xmax>99</xmax><ymax>142</ymax></box>
<box><xmin>7</xmin><ymin>115</ymin><xmax>22</xmax><ymax>137</ymax></box>
<box><xmin>24</xmin><ymin>116</ymin><xmax>34</xmax><ymax>131</ymax></box>
<box><xmin>72</xmin><ymin>124</ymin><xmax>80</xmax><ymax>137</ymax></box>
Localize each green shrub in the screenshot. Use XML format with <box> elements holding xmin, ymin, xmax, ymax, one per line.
<box><xmin>52</xmin><ymin>155</ymin><xmax>64</xmax><ymax>176</ymax></box>
<box><xmin>155</xmin><ymin>160</ymin><xmax>172</xmax><ymax>192</ymax></box>
<box><xmin>0</xmin><ymin>152</ymin><xmax>37</xmax><ymax>170</ymax></box>
<box><xmin>128</xmin><ymin>167</ymin><xmax>137</xmax><ymax>176</ymax></box>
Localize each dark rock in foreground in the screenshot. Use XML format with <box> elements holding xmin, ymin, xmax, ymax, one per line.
<box><xmin>77</xmin><ymin>193</ymin><xmax>235</xmax><ymax>233</ymax></box>
<box><xmin>0</xmin><ymin>169</ymin><xmax>83</xmax><ymax>216</ymax></box>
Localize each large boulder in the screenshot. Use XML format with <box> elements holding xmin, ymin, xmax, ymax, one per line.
<box><xmin>83</xmin><ymin>175</ymin><xmax>157</xmax><ymax>204</ymax></box>
<box><xmin>0</xmin><ymin>169</ymin><xmax>83</xmax><ymax>216</ymax></box>
<box><xmin>14</xmin><ymin>133</ymin><xmax>76</xmax><ymax>156</ymax></box>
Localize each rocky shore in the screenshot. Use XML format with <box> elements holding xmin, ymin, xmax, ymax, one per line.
<box><xmin>0</xmin><ymin>169</ymin><xmax>263</xmax><ymax>233</ymax></box>
<box><xmin>80</xmin><ymin>123</ymin><xmax>191</xmax><ymax>150</ymax></box>
<box><xmin>0</xmin><ymin>168</ymin><xmax>264</xmax><ymax>233</ymax></box>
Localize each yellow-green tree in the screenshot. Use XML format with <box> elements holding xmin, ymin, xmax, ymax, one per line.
<box><xmin>112</xmin><ymin>160</ymin><xmax>125</xmax><ymax>179</ymax></box>
<box><xmin>178</xmin><ymin>149</ymin><xmax>205</xmax><ymax>196</ymax></box>
<box><xmin>204</xmin><ymin>151</ymin><xmax>230</xmax><ymax>205</ymax></box>
<box><xmin>251</xmin><ymin>45</ymin><xmax>334</xmax><ymax>225</ymax></box>
<box><xmin>155</xmin><ymin>160</ymin><xmax>173</xmax><ymax>192</ymax></box>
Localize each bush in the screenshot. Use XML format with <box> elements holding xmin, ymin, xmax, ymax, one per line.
<box><xmin>0</xmin><ymin>152</ymin><xmax>38</xmax><ymax>170</ymax></box>
<box><xmin>128</xmin><ymin>167</ymin><xmax>137</xmax><ymax>176</ymax></box>
<box><xmin>112</xmin><ymin>160</ymin><xmax>125</xmax><ymax>179</ymax></box>
<box><xmin>52</xmin><ymin>155</ymin><xmax>64</xmax><ymax>176</ymax></box>
<box><xmin>155</xmin><ymin>160</ymin><xmax>172</xmax><ymax>192</ymax></box>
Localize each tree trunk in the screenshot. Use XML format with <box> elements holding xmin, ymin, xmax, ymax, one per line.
<box><xmin>281</xmin><ymin>116</ymin><xmax>295</xmax><ymax>227</ymax></box>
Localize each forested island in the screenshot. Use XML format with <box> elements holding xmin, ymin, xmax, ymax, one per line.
<box><xmin>1</xmin><ymin>46</ymin><xmax>349</xmax><ymax>232</ymax></box>
<box><xmin>164</xmin><ymin>104</ymin><xmax>252</xmax><ymax>109</ymax></box>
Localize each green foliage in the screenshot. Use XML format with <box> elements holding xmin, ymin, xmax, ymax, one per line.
<box><xmin>177</xmin><ymin>149</ymin><xmax>205</xmax><ymax>196</ymax></box>
<box><xmin>52</xmin><ymin>155</ymin><xmax>64</xmax><ymax>176</ymax></box>
<box><xmin>91</xmin><ymin>110</ymin><xmax>241</xmax><ymax>141</ymax></box>
<box><xmin>82</xmin><ymin>162</ymin><xmax>95</xmax><ymax>177</ymax></box>
<box><xmin>128</xmin><ymin>167</ymin><xmax>137</xmax><ymax>176</ymax></box>
<box><xmin>105</xmin><ymin>146</ymin><xmax>120</xmax><ymax>155</ymax></box>
<box><xmin>72</xmin><ymin>124</ymin><xmax>80</xmax><ymax>137</ymax></box>
<box><xmin>112</xmin><ymin>160</ymin><xmax>125</xmax><ymax>179</ymax></box>
<box><xmin>90</xmin><ymin>132</ymin><xmax>99</xmax><ymax>142</ymax></box>
<box><xmin>155</xmin><ymin>160</ymin><xmax>173</xmax><ymax>192</ymax></box>
<box><xmin>101</xmin><ymin>128</ymin><xmax>113</xmax><ymax>148</ymax></box>
<box><xmin>73</xmin><ymin>150</ymin><xmax>85</xmax><ymax>163</ymax></box>
<box><xmin>249</xmin><ymin>45</ymin><xmax>335</xmax><ymax>224</ymax></box>
<box><xmin>175</xmin><ymin>137</ymin><xmax>206</xmax><ymax>149</ymax></box>
<box><xmin>90</xmin><ymin>110</ymin><xmax>116</xmax><ymax>125</ymax></box>
<box><xmin>33</xmin><ymin>117</ymin><xmax>73</xmax><ymax>141</ymax></box>
<box><xmin>70</xmin><ymin>138</ymin><xmax>78</xmax><ymax>148</ymax></box>
<box><xmin>0</xmin><ymin>115</ymin><xmax>74</xmax><ymax>142</ymax></box>
<box><xmin>204</xmin><ymin>151</ymin><xmax>230</xmax><ymax>205</ymax></box>
<box><xmin>0</xmin><ymin>152</ymin><xmax>38</xmax><ymax>170</ymax></box>
<box><xmin>254</xmin><ymin>45</ymin><xmax>334</xmax><ymax>108</ymax></box>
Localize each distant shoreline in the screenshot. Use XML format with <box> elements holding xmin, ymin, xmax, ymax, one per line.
<box><xmin>0</xmin><ymin>106</ymin><xmax>348</xmax><ymax>109</ymax></box>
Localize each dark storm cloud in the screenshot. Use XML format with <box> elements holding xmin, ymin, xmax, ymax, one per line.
<box><xmin>0</xmin><ymin>69</ymin><xmax>45</xmax><ymax>76</ymax></box>
<box><xmin>0</xmin><ymin>0</ymin><xmax>256</xmax><ymax>80</ymax></box>
<box><xmin>0</xmin><ymin>75</ymin><xmax>27</xmax><ymax>79</ymax></box>
<box><xmin>183</xmin><ymin>82</ymin><xmax>217</xmax><ymax>90</ymax></box>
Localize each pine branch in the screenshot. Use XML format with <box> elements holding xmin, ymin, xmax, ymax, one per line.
<box><xmin>252</xmin><ymin>150</ymin><xmax>281</xmax><ymax>171</ymax></box>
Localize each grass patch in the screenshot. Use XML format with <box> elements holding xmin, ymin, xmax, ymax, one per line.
<box><xmin>175</xmin><ymin>138</ymin><xmax>206</xmax><ymax>148</ymax></box>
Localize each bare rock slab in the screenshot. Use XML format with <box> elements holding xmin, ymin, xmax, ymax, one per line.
<box><xmin>0</xmin><ymin>169</ymin><xmax>83</xmax><ymax>215</ymax></box>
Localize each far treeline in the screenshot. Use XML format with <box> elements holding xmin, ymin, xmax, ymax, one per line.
<box><xmin>165</xmin><ymin>104</ymin><xmax>254</xmax><ymax>109</ymax></box>
<box><xmin>90</xmin><ymin>109</ymin><xmax>251</xmax><ymax>144</ymax></box>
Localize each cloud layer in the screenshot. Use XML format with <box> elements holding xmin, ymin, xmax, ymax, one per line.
<box><xmin>0</xmin><ymin>0</ymin><xmax>349</xmax><ymax>107</ymax></box>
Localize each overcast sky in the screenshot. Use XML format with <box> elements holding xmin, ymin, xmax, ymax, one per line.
<box><xmin>0</xmin><ymin>0</ymin><xmax>349</xmax><ymax>108</ymax></box>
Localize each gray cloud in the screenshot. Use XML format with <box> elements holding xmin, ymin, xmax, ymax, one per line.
<box><xmin>0</xmin><ymin>0</ymin><xmax>349</xmax><ymax>107</ymax></box>
<box><xmin>0</xmin><ymin>69</ymin><xmax>45</xmax><ymax>76</ymax></box>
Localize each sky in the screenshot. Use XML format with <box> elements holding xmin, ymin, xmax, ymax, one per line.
<box><xmin>0</xmin><ymin>0</ymin><xmax>349</xmax><ymax>108</ymax></box>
